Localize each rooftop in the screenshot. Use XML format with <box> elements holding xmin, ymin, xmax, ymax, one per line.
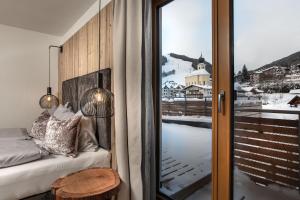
<box><xmin>186</xmin><ymin>69</ymin><xmax>210</xmax><ymax>77</ymax></box>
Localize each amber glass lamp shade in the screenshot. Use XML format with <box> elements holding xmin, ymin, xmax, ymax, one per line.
<box><xmin>39</xmin><ymin>87</ymin><xmax>59</xmax><ymax>109</ymax></box>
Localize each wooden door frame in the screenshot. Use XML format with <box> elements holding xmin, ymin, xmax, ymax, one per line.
<box><xmin>152</xmin><ymin>0</ymin><xmax>233</xmax><ymax>199</ymax></box>
<box><xmin>152</xmin><ymin>1</ymin><xmax>174</xmax><ymax>199</ymax></box>
<box><xmin>212</xmin><ymin>0</ymin><xmax>233</xmax><ymax>200</ymax></box>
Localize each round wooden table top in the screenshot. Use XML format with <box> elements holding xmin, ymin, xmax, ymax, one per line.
<box><xmin>52</xmin><ymin>168</ymin><xmax>120</xmax><ymax>199</ymax></box>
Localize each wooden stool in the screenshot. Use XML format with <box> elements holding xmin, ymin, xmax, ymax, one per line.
<box><xmin>51</xmin><ymin>168</ymin><xmax>120</xmax><ymax>200</ymax></box>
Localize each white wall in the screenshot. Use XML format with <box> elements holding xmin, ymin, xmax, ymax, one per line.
<box><xmin>0</xmin><ymin>24</ymin><xmax>60</xmax><ymax>129</ymax></box>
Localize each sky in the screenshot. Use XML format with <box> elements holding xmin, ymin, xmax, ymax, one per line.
<box><xmin>162</xmin><ymin>0</ymin><xmax>212</xmax><ymax>63</ymax></box>
<box><xmin>162</xmin><ymin>0</ymin><xmax>300</xmax><ymax>72</ymax></box>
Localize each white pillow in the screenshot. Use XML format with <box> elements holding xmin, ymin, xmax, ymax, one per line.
<box><xmin>53</xmin><ymin>104</ymin><xmax>75</xmax><ymax>121</ymax></box>
<box><xmin>75</xmin><ymin>111</ymin><xmax>98</xmax><ymax>152</ymax></box>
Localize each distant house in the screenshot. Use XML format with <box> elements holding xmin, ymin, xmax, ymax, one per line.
<box><xmin>252</xmin><ymin>71</ymin><xmax>263</xmax><ymax>84</ymax></box>
<box><xmin>162</xmin><ymin>81</ymin><xmax>184</xmax><ymax>98</ymax></box>
<box><xmin>286</xmin><ymin>74</ymin><xmax>300</xmax><ymax>83</ymax></box>
<box><xmin>288</xmin><ymin>95</ymin><xmax>300</xmax><ymax>107</ymax></box>
<box><xmin>182</xmin><ymin>84</ymin><xmax>212</xmax><ymax>98</ymax></box>
<box><xmin>162</xmin><ymin>85</ymin><xmax>171</xmax><ymax>98</ymax></box>
<box><xmin>234</xmin><ymin>71</ymin><xmax>243</xmax><ymax>83</ymax></box>
<box><xmin>239</xmin><ymin>86</ymin><xmax>263</xmax><ymax>96</ymax></box>
<box><xmin>252</xmin><ymin>66</ymin><xmax>287</xmax><ymax>84</ymax></box>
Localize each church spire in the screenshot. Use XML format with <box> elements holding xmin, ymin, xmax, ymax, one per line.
<box><xmin>198</xmin><ymin>53</ymin><xmax>205</xmax><ymax>63</ymax></box>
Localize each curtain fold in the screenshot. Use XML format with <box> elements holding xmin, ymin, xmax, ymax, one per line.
<box><xmin>141</xmin><ymin>0</ymin><xmax>155</xmax><ymax>199</ymax></box>
<box><xmin>113</xmin><ymin>0</ymin><xmax>145</xmax><ymax>199</ymax></box>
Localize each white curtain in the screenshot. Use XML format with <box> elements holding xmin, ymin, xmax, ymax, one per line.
<box><xmin>113</xmin><ymin>0</ymin><xmax>144</xmax><ymax>200</ymax></box>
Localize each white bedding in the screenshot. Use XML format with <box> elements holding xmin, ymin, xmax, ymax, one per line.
<box><xmin>0</xmin><ymin>148</ymin><xmax>111</xmax><ymax>200</ymax></box>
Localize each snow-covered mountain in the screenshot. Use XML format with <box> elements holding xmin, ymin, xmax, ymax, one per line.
<box><xmin>162</xmin><ymin>55</ymin><xmax>195</xmax><ymax>86</ymax></box>
<box><xmin>162</xmin><ymin>54</ymin><xmax>212</xmax><ymax>86</ymax></box>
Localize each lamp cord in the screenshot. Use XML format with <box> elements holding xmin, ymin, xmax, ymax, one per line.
<box><xmin>98</xmin><ymin>0</ymin><xmax>101</xmax><ymax>72</ymax></box>
<box><xmin>49</xmin><ymin>46</ymin><xmax>51</xmax><ymax>87</ymax></box>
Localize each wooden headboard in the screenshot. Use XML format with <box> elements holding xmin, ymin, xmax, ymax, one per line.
<box><xmin>62</xmin><ymin>69</ymin><xmax>111</xmax><ymax>150</ymax></box>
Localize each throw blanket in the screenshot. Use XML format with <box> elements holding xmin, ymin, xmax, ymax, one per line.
<box><xmin>0</xmin><ymin>128</ymin><xmax>47</xmax><ymax>168</ymax></box>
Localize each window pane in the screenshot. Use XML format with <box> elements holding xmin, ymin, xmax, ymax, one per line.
<box><xmin>233</xmin><ymin>1</ymin><xmax>300</xmax><ymax>199</ymax></box>
<box><xmin>159</xmin><ymin>0</ymin><xmax>212</xmax><ymax>199</ymax></box>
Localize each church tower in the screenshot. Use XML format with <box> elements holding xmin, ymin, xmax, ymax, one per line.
<box><xmin>197</xmin><ymin>54</ymin><xmax>206</xmax><ymax>70</ymax></box>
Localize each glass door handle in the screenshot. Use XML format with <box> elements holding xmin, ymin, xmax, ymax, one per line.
<box><xmin>218</xmin><ymin>90</ymin><xmax>225</xmax><ymax>113</ymax></box>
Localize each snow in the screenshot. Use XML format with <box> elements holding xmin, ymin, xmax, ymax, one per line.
<box><xmin>238</xmin><ymin>86</ymin><xmax>263</xmax><ymax>93</ymax></box>
<box><xmin>261</xmin><ymin>93</ymin><xmax>300</xmax><ymax>110</ymax></box>
<box><xmin>187</xmin><ymin>168</ymin><xmax>300</xmax><ymax>200</ymax></box>
<box><xmin>235</xmin><ymin>82</ymin><xmax>242</xmax><ymax>90</ymax></box>
<box><xmin>160</xmin><ymin>123</ymin><xmax>212</xmax><ymax>197</ymax></box>
<box><xmin>162</xmin><ymin>97</ymin><xmax>210</xmax><ymax>102</ymax></box>
<box><xmin>160</xmin><ymin>121</ymin><xmax>300</xmax><ymax>199</ymax></box>
<box><xmin>233</xmin><ymin>168</ymin><xmax>300</xmax><ymax>200</ymax></box>
<box><xmin>183</xmin><ymin>84</ymin><xmax>212</xmax><ymax>90</ymax></box>
<box><xmin>289</xmin><ymin>89</ymin><xmax>300</xmax><ymax>94</ymax></box>
<box><xmin>162</xmin><ymin>115</ymin><xmax>212</xmax><ymax>123</ymax></box>
<box><xmin>162</xmin><ymin>55</ymin><xmax>194</xmax><ymax>85</ymax></box>
<box><xmin>173</xmin><ymin>98</ymin><xmax>206</xmax><ymax>101</ymax></box>
<box><xmin>186</xmin><ymin>68</ymin><xmax>210</xmax><ymax>77</ymax></box>
<box><xmin>162</xmin><ymin>80</ymin><xmax>184</xmax><ymax>89</ymax></box>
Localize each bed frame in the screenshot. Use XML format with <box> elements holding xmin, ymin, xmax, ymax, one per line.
<box><xmin>23</xmin><ymin>69</ymin><xmax>112</xmax><ymax>200</ymax></box>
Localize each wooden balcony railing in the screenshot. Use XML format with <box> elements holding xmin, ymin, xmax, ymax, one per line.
<box><xmin>234</xmin><ymin>108</ymin><xmax>300</xmax><ymax>191</ymax></box>
<box><xmin>162</xmin><ymin>100</ymin><xmax>212</xmax><ymax>116</ymax></box>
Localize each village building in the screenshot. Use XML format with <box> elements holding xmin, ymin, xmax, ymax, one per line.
<box><xmin>240</xmin><ymin>86</ymin><xmax>263</xmax><ymax>95</ymax></box>
<box><xmin>162</xmin><ymin>81</ymin><xmax>185</xmax><ymax>98</ymax></box>
<box><xmin>288</xmin><ymin>95</ymin><xmax>300</xmax><ymax>107</ymax></box>
<box><xmin>286</xmin><ymin>74</ymin><xmax>300</xmax><ymax>83</ymax></box>
<box><xmin>252</xmin><ymin>66</ymin><xmax>288</xmax><ymax>84</ymax></box>
<box><xmin>234</xmin><ymin>83</ymin><xmax>263</xmax><ymax>98</ymax></box>
<box><xmin>182</xmin><ymin>84</ymin><xmax>212</xmax><ymax>99</ymax></box>
<box><xmin>290</xmin><ymin>64</ymin><xmax>300</xmax><ymax>73</ymax></box>
<box><xmin>252</xmin><ymin>71</ymin><xmax>262</xmax><ymax>84</ymax></box>
<box><xmin>185</xmin><ymin>56</ymin><xmax>211</xmax><ymax>86</ymax></box>
<box><xmin>234</xmin><ymin>71</ymin><xmax>243</xmax><ymax>83</ymax></box>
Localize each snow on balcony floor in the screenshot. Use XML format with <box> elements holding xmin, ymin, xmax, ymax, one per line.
<box><xmin>187</xmin><ymin>168</ymin><xmax>300</xmax><ymax>200</ymax></box>
<box><xmin>161</xmin><ymin>123</ymin><xmax>300</xmax><ymax>199</ymax></box>
<box><xmin>160</xmin><ymin>123</ymin><xmax>212</xmax><ymax>197</ymax></box>
<box><xmin>162</xmin><ymin>115</ymin><xmax>212</xmax><ymax>123</ymax></box>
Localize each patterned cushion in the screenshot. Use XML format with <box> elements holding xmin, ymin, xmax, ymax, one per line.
<box><xmin>30</xmin><ymin>111</ymin><xmax>51</xmax><ymax>140</ymax></box>
<box><xmin>44</xmin><ymin>115</ymin><xmax>81</xmax><ymax>157</ymax></box>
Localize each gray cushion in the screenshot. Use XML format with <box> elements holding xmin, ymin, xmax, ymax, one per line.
<box><xmin>75</xmin><ymin>111</ymin><xmax>98</xmax><ymax>152</ymax></box>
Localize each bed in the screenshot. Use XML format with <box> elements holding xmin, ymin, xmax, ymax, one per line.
<box><xmin>0</xmin><ymin>69</ymin><xmax>112</xmax><ymax>200</ymax></box>
<box><xmin>0</xmin><ymin>150</ymin><xmax>111</xmax><ymax>200</ymax></box>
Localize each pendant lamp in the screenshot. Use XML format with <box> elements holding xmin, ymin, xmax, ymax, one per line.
<box><xmin>79</xmin><ymin>0</ymin><xmax>114</xmax><ymax>118</ymax></box>
<box><xmin>39</xmin><ymin>45</ymin><xmax>62</xmax><ymax>109</ymax></box>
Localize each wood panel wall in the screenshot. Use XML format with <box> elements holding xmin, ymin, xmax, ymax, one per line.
<box><xmin>58</xmin><ymin>2</ymin><xmax>113</xmax><ymax>100</ymax></box>
<box><xmin>58</xmin><ymin>2</ymin><xmax>115</xmax><ymax>168</ymax></box>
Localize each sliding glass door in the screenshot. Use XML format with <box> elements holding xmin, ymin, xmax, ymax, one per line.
<box><xmin>233</xmin><ymin>1</ymin><xmax>300</xmax><ymax>200</ymax></box>
<box><xmin>157</xmin><ymin>0</ymin><xmax>213</xmax><ymax>199</ymax></box>
<box><xmin>153</xmin><ymin>0</ymin><xmax>232</xmax><ymax>199</ymax></box>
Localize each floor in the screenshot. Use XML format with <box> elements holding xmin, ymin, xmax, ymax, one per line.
<box><xmin>160</xmin><ymin>123</ymin><xmax>212</xmax><ymax>198</ymax></box>
<box><xmin>160</xmin><ymin>122</ymin><xmax>300</xmax><ymax>200</ymax></box>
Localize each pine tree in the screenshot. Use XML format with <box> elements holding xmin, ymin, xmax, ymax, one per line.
<box><xmin>242</xmin><ymin>64</ymin><xmax>250</xmax><ymax>82</ymax></box>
